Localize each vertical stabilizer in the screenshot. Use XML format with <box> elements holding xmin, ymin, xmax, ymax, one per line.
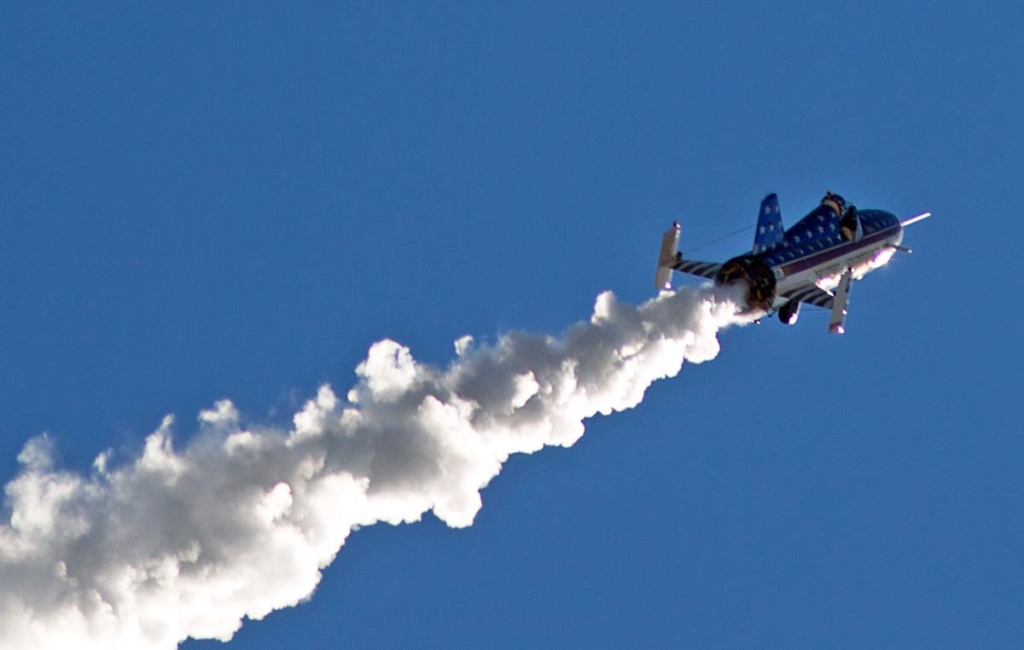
<box><xmin>752</xmin><ymin>193</ymin><xmax>784</xmax><ymax>254</ymax></box>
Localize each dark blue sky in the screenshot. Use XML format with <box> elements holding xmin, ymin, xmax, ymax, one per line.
<box><xmin>2</xmin><ymin>3</ymin><xmax>1022</xmax><ymax>648</ymax></box>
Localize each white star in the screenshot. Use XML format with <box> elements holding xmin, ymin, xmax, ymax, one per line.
<box><xmin>764</xmin><ymin>206</ymin><xmax>771</xmax><ymax>215</ymax></box>
<box><xmin>818</xmin><ymin>225</ymin><xmax>825</xmax><ymax>234</ymax></box>
<box><xmin>759</xmin><ymin>226</ymin><xmax>766</xmax><ymax>234</ymax></box>
<box><xmin>793</xmin><ymin>234</ymin><xmax>801</xmax><ymax>243</ymax></box>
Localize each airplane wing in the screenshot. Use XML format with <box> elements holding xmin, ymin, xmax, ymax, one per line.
<box><xmin>780</xmin><ymin>284</ymin><xmax>834</xmax><ymax>310</ymax></box>
<box><xmin>669</xmin><ymin>258</ymin><xmax>721</xmax><ymax>280</ymax></box>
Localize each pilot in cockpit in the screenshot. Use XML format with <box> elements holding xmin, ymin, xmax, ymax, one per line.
<box><xmin>821</xmin><ymin>191</ymin><xmax>847</xmax><ymax>216</ymax></box>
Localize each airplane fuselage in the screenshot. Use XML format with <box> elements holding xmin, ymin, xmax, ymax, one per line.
<box><xmin>717</xmin><ymin>200</ymin><xmax>903</xmax><ymax>317</ymax></box>
<box><xmin>773</xmin><ymin>210</ymin><xmax>902</xmax><ymax>305</ymax></box>
<box><xmin>654</xmin><ymin>191</ymin><xmax>928</xmax><ymax>333</ymax></box>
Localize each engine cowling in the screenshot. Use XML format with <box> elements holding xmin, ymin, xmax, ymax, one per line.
<box><xmin>715</xmin><ymin>255</ymin><xmax>777</xmax><ymax>315</ymax></box>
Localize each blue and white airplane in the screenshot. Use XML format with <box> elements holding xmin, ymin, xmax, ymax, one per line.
<box><xmin>654</xmin><ymin>192</ymin><xmax>931</xmax><ymax>333</ymax></box>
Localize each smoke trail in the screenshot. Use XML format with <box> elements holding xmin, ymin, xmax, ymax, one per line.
<box><xmin>0</xmin><ymin>286</ymin><xmax>744</xmax><ymax>649</ymax></box>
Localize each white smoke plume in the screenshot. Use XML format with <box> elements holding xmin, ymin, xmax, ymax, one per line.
<box><xmin>0</xmin><ymin>286</ymin><xmax>744</xmax><ymax>649</ymax></box>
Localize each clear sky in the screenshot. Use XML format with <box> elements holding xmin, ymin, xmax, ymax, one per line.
<box><xmin>2</xmin><ymin>2</ymin><xmax>1023</xmax><ymax>649</ymax></box>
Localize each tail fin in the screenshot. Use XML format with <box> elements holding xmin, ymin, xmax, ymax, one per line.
<box><xmin>654</xmin><ymin>222</ymin><xmax>681</xmax><ymax>290</ymax></box>
<box><xmin>752</xmin><ymin>193</ymin><xmax>784</xmax><ymax>254</ymax></box>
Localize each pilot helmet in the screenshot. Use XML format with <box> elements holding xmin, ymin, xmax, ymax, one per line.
<box><xmin>821</xmin><ymin>191</ymin><xmax>847</xmax><ymax>216</ymax></box>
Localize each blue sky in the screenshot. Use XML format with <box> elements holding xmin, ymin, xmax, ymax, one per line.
<box><xmin>2</xmin><ymin>2</ymin><xmax>1023</xmax><ymax>648</ymax></box>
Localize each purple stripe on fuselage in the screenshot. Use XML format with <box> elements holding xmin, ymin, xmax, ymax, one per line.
<box><xmin>773</xmin><ymin>224</ymin><xmax>899</xmax><ymax>277</ymax></box>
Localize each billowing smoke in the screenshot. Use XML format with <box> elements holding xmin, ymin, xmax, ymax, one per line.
<box><xmin>0</xmin><ymin>286</ymin><xmax>744</xmax><ymax>649</ymax></box>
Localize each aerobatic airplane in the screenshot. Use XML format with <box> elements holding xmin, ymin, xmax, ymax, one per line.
<box><xmin>654</xmin><ymin>192</ymin><xmax>931</xmax><ymax>333</ymax></box>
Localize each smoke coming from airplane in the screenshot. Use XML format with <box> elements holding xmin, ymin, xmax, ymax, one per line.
<box><xmin>0</xmin><ymin>286</ymin><xmax>744</xmax><ymax>649</ymax></box>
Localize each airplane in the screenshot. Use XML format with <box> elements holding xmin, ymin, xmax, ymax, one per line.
<box><xmin>653</xmin><ymin>192</ymin><xmax>931</xmax><ymax>333</ymax></box>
